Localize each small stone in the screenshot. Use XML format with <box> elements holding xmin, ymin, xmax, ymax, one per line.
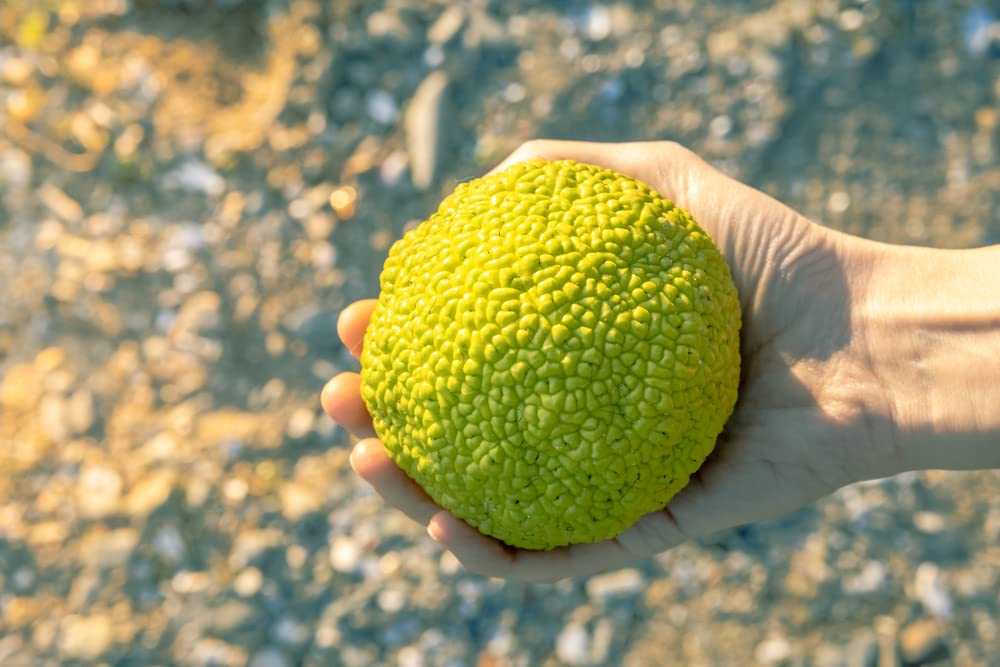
<box><xmin>405</xmin><ymin>71</ymin><xmax>449</xmax><ymax>190</ymax></box>
<box><xmin>124</xmin><ymin>469</ymin><xmax>175</xmax><ymax>515</ymax></box>
<box><xmin>314</xmin><ymin>623</ymin><xmax>340</xmax><ymax>649</ymax></box>
<box><xmin>709</xmin><ymin>114</ymin><xmax>733</xmax><ymax>138</ymax></box>
<box><xmin>0</xmin><ymin>364</ymin><xmax>41</xmax><ymax>412</ymax></box>
<box><xmin>827</xmin><ymin>191</ymin><xmax>851</xmax><ymax>214</ymax></box>
<box><xmin>913</xmin><ymin>512</ymin><xmax>945</xmax><ymax>533</ymax></box>
<box><xmin>427</xmin><ymin>6</ymin><xmax>466</xmax><ymax>45</ymax></box>
<box><xmin>163</xmin><ymin>160</ymin><xmax>226</xmax><ymax>197</ymax></box>
<box><xmin>590</xmin><ymin>618</ymin><xmax>613</xmax><ymax>664</ymax></box>
<box><xmin>423</xmin><ymin>44</ymin><xmax>445</xmax><ymax>68</ymax></box>
<box><xmin>23</xmin><ymin>619</ymin><xmax>51</xmax><ymax>656</ymax></box>
<box><xmin>962</xmin><ymin>7</ymin><xmax>994</xmax><ymax>55</ymax></box>
<box><xmin>898</xmin><ymin>619</ymin><xmax>950</xmax><ymax>665</ymax></box>
<box><xmin>398</xmin><ymin>644</ymin><xmax>425</xmax><ymax>667</ymax></box>
<box><xmin>172</xmin><ymin>291</ymin><xmax>221</xmax><ymax>337</ymax></box>
<box><xmin>585</xmin><ymin>568</ymin><xmax>644</xmax><ymax>602</ymax></box>
<box><xmin>382</xmin><ymin>618</ymin><xmax>420</xmax><ymax>647</ymax></box>
<box><xmin>196</xmin><ymin>410</ymin><xmax>283</xmax><ymax>449</ymax></box>
<box><xmin>39</xmin><ymin>185</ymin><xmax>84</xmax><ymax>223</ymax></box>
<box><xmin>919</xmin><ymin>526</ymin><xmax>967</xmax><ymax>564</ymax></box>
<box><xmin>976</xmin><ymin>107</ymin><xmax>998</xmax><ymax>131</ymax></box>
<box><xmin>191</xmin><ymin>639</ymin><xmax>248</xmax><ymax>667</ymax></box>
<box><xmin>209</xmin><ymin>600</ymin><xmax>257</xmax><ymax>634</ymax></box>
<box><xmin>329</xmin><ymin>536</ymin><xmax>361</xmax><ymax>573</ymax></box>
<box><xmin>379</xmin><ymin>552</ymin><xmax>403</xmax><ymax>577</ymax></box>
<box><xmin>367</xmin><ymin>90</ymin><xmax>398</xmax><ymax>125</ymax></box>
<box><xmin>369</xmin><ymin>229</ymin><xmax>393</xmax><ymax>251</ymax></box>
<box><xmin>457</xmin><ymin>579</ymin><xmax>485</xmax><ymax>616</ymax></box>
<box><xmin>303</xmin><ymin>212</ymin><xmax>335</xmax><ymax>240</ymax></box>
<box><xmin>274</xmin><ymin>617</ymin><xmax>311</xmax><ymax>646</ymax></box>
<box><xmin>377</xmin><ymin>587</ymin><xmax>407</xmax><ymax>613</ymax></box>
<box><xmin>755</xmin><ymin>636</ymin><xmax>791</xmax><ymax>665</ymax></box>
<box><xmin>342</xmin><ymin>135</ymin><xmax>380</xmax><ymax>178</ymax></box>
<box><xmin>485</xmin><ymin>628</ymin><xmax>514</xmax><ymax>658</ymax></box>
<box><xmin>462</xmin><ymin>8</ymin><xmax>508</xmax><ymax>50</ymax></box>
<box><xmin>66</xmin><ymin>389</ymin><xmax>95</xmax><ymax>435</ymax></box>
<box><xmin>380</xmin><ymin>150</ymin><xmax>408</xmax><ymax>186</ymax></box>
<box><xmin>39</xmin><ymin>394</ymin><xmax>69</xmax><ymax>442</ymax></box>
<box><xmin>583</xmin><ymin>5</ymin><xmax>612</xmax><ymax>41</ymax></box>
<box><xmin>598</xmin><ymin>77</ymin><xmax>624</xmax><ymax>102</ymax></box>
<box><xmin>67</xmin><ymin>569</ymin><xmax>101</xmax><ymax>610</ymax></box>
<box><xmin>366</xmin><ymin>10</ymin><xmax>411</xmax><ymax>40</ymax></box>
<box><xmin>843</xmin><ymin>560</ymin><xmax>886</xmax><ymax>595</ymax></box>
<box><xmin>279</xmin><ymin>483</ymin><xmax>323</xmax><ymax>521</ymax></box>
<box><xmin>1</xmin><ymin>58</ymin><xmax>33</xmax><ymax>85</ymax></box>
<box><xmin>248</xmin><ymin>647</ymin><xmax>292</xmax><ymax>667</ymax></box>
<box><xmin>153</xmin><ymin>524</ymin><xmax>186</xmax><ymax>563</ymax></box>
<box><xmin>330</xmin><ymin>186</ymin><xmax>357</xmax><ymax>220</ymax></box>
<box><xmin>141</xmin><ymin>431</ymin><xmax>179</xmax><ymax>461</ymax></box>
<box><xmin>438</xmin><ymin>551</ymin><xmax>462</xmax><ymax>575</ymax></box>
<box><xmin>838</xmin><ymin>9</ymin><xmax>864</xmax><ymax>31</ymax></box>
<box><xmin>11</xmin><ymin>566</ymin><xmax>34</xmax><ymax>591</ymax></box>
<box><xmin>59</xmin><ymin>613</ymin><xmax>113</xmax><ymax>660</ymax></box>
<box><xmin>171</xmin><ymin>570</ymin><xmax>211</xmax><ymax>594</ymax></box>
<box><xmin>0</xmin><ymin>148</ymin><xmax>32</xmax><ymax>190</ymax></box>
<box><xmin>913</xmin><ymin>563</ymin><xmax>952</xmax><ymax>619</ymax></box>
<box><xmin>503</xmin><ymin>83</ymin><xmax>526</xmax><ymax>104</ymax></box>
<box><xmin>4</xmin><ymin>597</ymin><xmax>39</xmax><ymax>626</ymax></box>
<box><xmin>813</xmin><ymin>643</ymin><xmax>845</xmax><ymax>667</ymax></box>
<box><xmin>234</xmin><ymin>567</ymin><xmax>263</xmax><ymax>597</ymax></box>
<box><xmin>37</xmin><ymin>346</ymin><xmax>66</xmax><ymax>371</ymax></box>
<box><xmin>624</xmin><ymin>47</ymin><xmax>644</xmax><ymax>68</ymax></box>
<box><xmin>224</xmin><ymin>477</ymin><xmax>249</xmax><ymax>504</ymax></box>
<box><xmin>874</xmin><ymin>616</ymin><xmax>899</xmax><ymax>665</ymax></box>
<box><xmin>555</xmin><ymin>621</ymin><xmax>590</xmax><ymax>666</ymax></box>
<box><xmin>76</xmin><ymin>465</ymin><xmax>123</xmax><ymax>518</ymax></box>
<box><xmin>78</xmin><ymin>528</ymin><xmax>138</xmax><ymax>568</ymax></box>
<box><xmin>28</xmin><ymin>520</ymin><xmax>67</xmax><ymax>546</ymax></box>
<box><xmin>286</xmin><ymin>408</ymin><xmax>315</xmax><ymax>438</ymax></box>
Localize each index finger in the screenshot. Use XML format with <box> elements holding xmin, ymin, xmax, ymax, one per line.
<box><xmin>486</xmin><ymin>139</ymin><xmax>660</xmax><ymax>186</ymax></box>
<box><xmin>338</xmin><ymin>299</ymin><xmax>378</xmax><ymax>359</ymax></box>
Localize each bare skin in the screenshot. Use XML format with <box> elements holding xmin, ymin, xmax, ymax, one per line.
<box><xmin>321</xmin><ymin>140</ymin><xmax>1000</xmax><ymax>583</ymax></box>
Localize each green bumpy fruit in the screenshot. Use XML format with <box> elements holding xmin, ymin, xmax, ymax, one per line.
<box><xmin>360</xmin><ymin>159</ymin><xmax>741</xmax><ymax>550</ymax></box>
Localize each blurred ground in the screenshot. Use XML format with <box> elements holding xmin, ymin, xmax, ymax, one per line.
<box><xmin>0</xmin><ymin>1</ymin><xmax>999</xmax><ymax>666</ymax></box>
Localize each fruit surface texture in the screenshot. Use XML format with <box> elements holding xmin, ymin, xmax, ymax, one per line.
<box><xmin>360</xmin><ymin>159</ymin><xmax>741</xmax><ymax>550</ymax></box>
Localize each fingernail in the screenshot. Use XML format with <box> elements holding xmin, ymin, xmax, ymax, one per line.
<box><xmin>427</xmin><ymin>522</ymin><xmax>442</xmax><ymax>542</ymax></box>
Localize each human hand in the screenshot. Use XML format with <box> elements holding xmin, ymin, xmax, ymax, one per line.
<box><xmin>321</xmin><ymin>140</ymin><xmax>897</xmax><ymax>583</ymax></box>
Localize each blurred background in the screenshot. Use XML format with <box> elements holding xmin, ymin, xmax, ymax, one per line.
<box><xmin>1</xmin><ymin>1</ymin><xmax>998</xmax><ymax>665</ymax></box>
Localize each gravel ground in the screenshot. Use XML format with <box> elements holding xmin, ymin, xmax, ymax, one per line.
<box><xmin>1</xmin><ymin>1</ymin><xmax>999</xmax><ymax>666</ymax></box>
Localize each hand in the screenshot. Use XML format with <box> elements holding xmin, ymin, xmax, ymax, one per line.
<box><xmin>321</xmin><ymin>140</ymin><xmax>892</xmax><ymax>583</ymax></box>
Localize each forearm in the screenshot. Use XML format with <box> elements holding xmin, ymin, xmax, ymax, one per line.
<box><xmin>853</xmin><ymin>240</ymin><xmax>1000</xmax><ymax>473</ymax></box>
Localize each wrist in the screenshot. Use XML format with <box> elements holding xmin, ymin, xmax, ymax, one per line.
<box><xmin>848</xmin><ymin>238</ymin><xmax>1000</xmax><ymax>475</ymax></box>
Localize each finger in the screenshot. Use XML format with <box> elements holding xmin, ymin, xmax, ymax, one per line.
<box><xmin>488</xmin><ymin>139</ymin><xmax>681</xmax><ymax>192</ymax></box>
<box><xmin>428</xmin><ymin>448</ymin><xmax>770</xmax><ymax>583</ymax></box>
<box><xmin>320</xmin><ymin>373</ymin><xmax>375</xmax><ymax>438</ymax></box>
<box><xmin>488</xmin><ymin>139</ymin><xmax>636</xmax><ymax>176</ymax></box>
<box><xmin>426</xmin><ymin>510</ymin><xmax>672</xmax><ymax>584</ymax></box>
<box><xmin>485</xmin><ymin>140</ymin><xmax>706</xmax><ymax>221</ymax></box>
<box><xmin>350</xmin><ymin>438</ymin><xmax>441</xmax><ymax>525</ymax></box>
<box><xmin>337</xmin><ymin>299</ymin><xmax>378</xmax><ymax>359</ymax></box>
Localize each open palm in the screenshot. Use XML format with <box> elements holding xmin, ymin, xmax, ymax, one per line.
<box><xmin>321</xmin><ymin>140</ymin><xmax>888</xmax><ymax>582</ymax></box>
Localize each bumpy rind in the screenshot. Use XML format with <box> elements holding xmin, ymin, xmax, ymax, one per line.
<box><xmin>360</xmin><ymin>159</ymin><xmax>741</xmax><ymax>550</ymax></box>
